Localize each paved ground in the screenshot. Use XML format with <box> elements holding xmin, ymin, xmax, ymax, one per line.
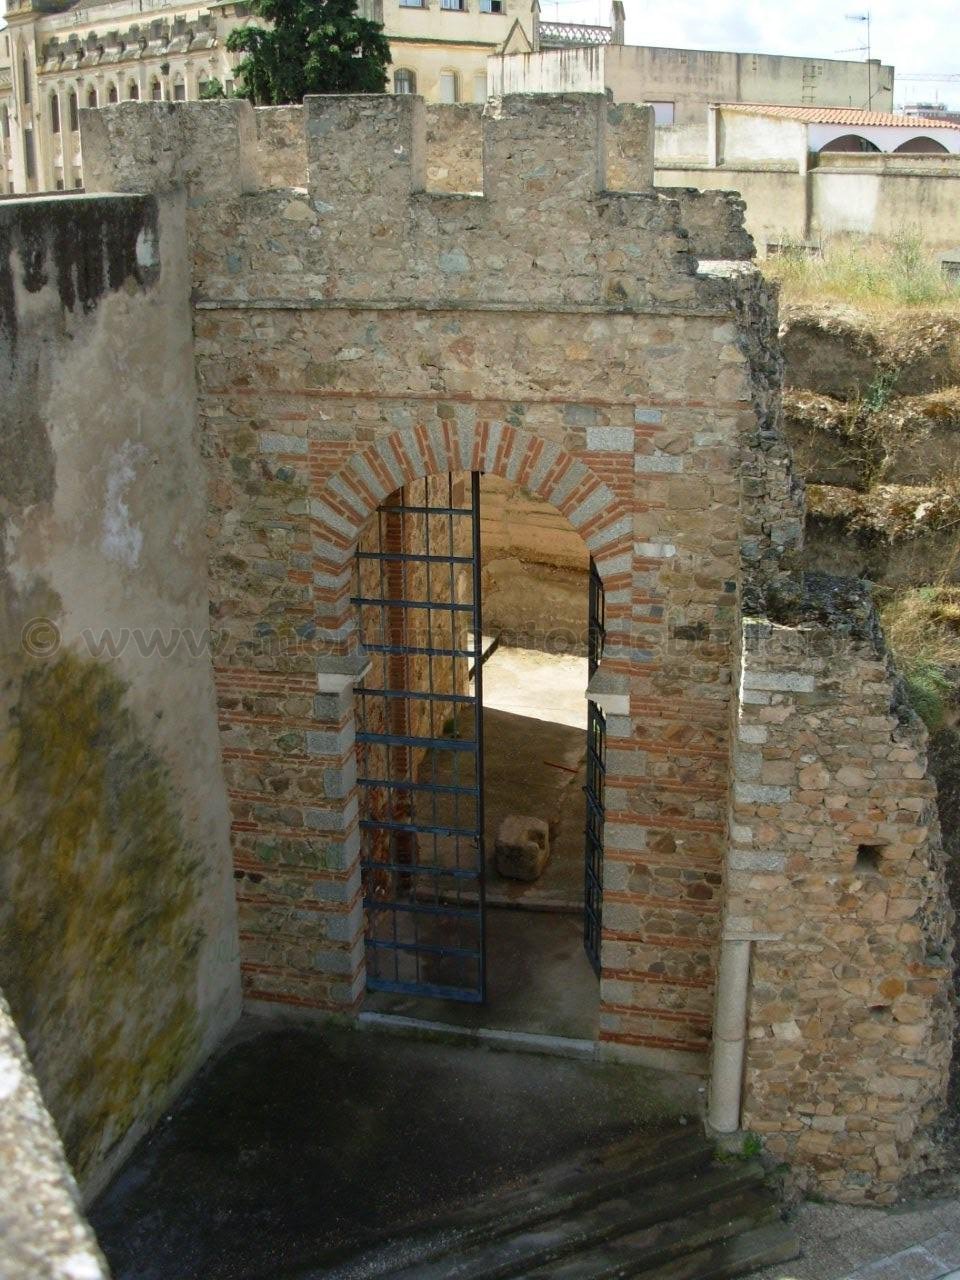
<box><xmin>426</xmin><ymin>703</ymin><xmax>587</xmax><ymax>910</ymax></box>
<box><xmin>476</xmin><ymin>645</ymin><xmax>589</xmax><ymax>910</ymax></box>
<box><xmin>755</xmin><ymin>1196</ymin><xmax>960</xmax><ymax>1280</ymax></box>
<box><xmin>482</xmin><ymin>646</ymin><xmax>588</xmax><ymax>731</ymax></box>
<box><xmin>365</xmin><ymin>905</ymin><xmax>600</xmax><ymax>1038</ymax></box>
<box><xmin>89</xmin><ymin>1020</ymin><xmax>699</xmax><ymax>1280</ymax></box>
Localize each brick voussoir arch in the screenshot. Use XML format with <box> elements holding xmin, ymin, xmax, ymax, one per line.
<box><xmin>309</xmin><ymin>424</ymin><xmax>631</xmax><ymax>587</ymax></box>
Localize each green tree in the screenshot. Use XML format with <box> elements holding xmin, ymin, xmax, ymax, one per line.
<box><xmin>226</xmin><ymin>0</ymin><xmax>391</xmax><ymax>105</ymax></box>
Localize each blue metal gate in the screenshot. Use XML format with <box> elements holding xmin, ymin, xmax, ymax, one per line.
<box><xmin>352</xmin><ymin>473</ymin><xmax>486</xmax><ymax>1003</ymax></box>
<box><xmin>583</xmin><ymin>557</ymin><xmax>606</xmax><ymax>976</ymax></box>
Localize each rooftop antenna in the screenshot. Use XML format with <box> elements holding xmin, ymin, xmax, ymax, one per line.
<box><xmin>845</xmin><ymin>12</ymin><xmax>873</xmax><ymax>107</ymax></box>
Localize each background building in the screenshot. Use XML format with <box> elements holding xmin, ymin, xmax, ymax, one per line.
<box><xmin>0</xmin><ymin>0</ymin><xmax>543</xmax><ymax>193</ymax></box>
<box><xmin>1</xmin><ymin>0</ymin><xmax>898</xmax><ymax>196</ymax></box>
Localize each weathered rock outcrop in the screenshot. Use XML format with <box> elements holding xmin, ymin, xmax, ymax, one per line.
<box><xmin>781</xmin><ymin>307</ymin><xmax>960</xmax><ymax>589</ymax></box>
<box><xmin>781</xmin><ymin>305</ymin><xmax>960</xmax><ymax>399</ymax></box>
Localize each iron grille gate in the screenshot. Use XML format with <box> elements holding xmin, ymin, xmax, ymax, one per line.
<box><xmin>352</xmin><ymin>473</ymin><xmax>486</xmax><ymax>1003</ymax></box>
<box><xmin>583</xmin><ymin>556</ymin><xmax>606</xmax><ymax>976</ymax></box>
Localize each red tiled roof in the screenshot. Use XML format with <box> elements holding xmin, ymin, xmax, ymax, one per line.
<box><xmin>716</xmin><ymin>103</ymin><xmax>958</xmax><ymax>130</ymax></box>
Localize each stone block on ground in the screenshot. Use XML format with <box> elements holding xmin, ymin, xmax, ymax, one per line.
<box><xmin>495</xmin><ymin>814</ymin><xmax>550</xmax><ymax>882</ymax></box>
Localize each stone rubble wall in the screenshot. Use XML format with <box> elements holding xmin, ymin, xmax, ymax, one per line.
<box><xmin>418</xmin><ymin>99</ymin><xmax>656</xmax><ymax>197</ymax></box>
<box><xmin>81</xmin><ymin>96</ymin><xmax>725</xmax><ymax>311</ymax></box>
<box><xmin>603</xmin><ymin>101</ymin><xmax>655</xmax><ymax>192</ymax></box>
<box><xmin>729</xmin><ymin>579</ymin><xmax>953</xmax><ymax>1202</ymax></box>
<box><xmin>252</xmin><ymin>106</ymin><xmax>308</xmax><ymax>189</ymax></box>
<box><xmin>81</xmin><ymin>93</ymin><xmax>761</xmax><ymax>1062</ymax></box>
<box><xmin>660</xmin><ymin>188</ymin><xmax>757</xmax><ymax>264</ymax></box>
<box><xmin>425</xmin><ymin>102</ymin><xmax>483</xmax><ymax>193</ymax></box>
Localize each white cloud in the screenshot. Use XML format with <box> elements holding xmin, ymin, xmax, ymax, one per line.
<box><xmin>550</xmin><ymin>0</ymin><xmax>960</xmax><ymax>109</ymax></box>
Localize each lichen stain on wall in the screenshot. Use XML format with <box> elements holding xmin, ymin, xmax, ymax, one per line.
<box><xmin>0</xmin><ymin>651</ymin><xmax>204</xmax><ymax>1182</ymax></box>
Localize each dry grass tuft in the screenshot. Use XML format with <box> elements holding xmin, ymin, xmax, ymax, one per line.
<box><xmin>765</xmin><ymin>230</ymin><xmax>960</xmax><ymax>312</ymax></box>
<box><xmin>880</xmin><ymin>586</ymin><xmax>960</xmax><ymax>730</ymax></box>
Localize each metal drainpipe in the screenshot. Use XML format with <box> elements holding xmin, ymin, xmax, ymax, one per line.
<box><xmin>708</xmin><ymin>936</ymin><xmax>752</xmax><ymax>1133</ymax></box>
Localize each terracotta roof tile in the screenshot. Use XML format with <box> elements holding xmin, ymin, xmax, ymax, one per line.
<box><xmin>716</xmin><ymin>103</ymin><xmax>957</xmax><ymax>130</ymax></box>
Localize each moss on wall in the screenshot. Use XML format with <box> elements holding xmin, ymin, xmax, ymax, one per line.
<box><xmin>0</xmin><ymin>652</ymin><xmax>203</xmax><ymax>1182</ymax></box>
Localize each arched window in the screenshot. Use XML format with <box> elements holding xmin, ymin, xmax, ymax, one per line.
<box><xmin>393</xmin><ymin>68</ymin><xmax>416</xmax><ymax>94</ymax></box>
<box><xmin>819</xmin><ymin>133</ymin><xmax>881</xmax><ymax>154</ymax></box>
<box><xmin>21</xmin><ymin>51</ymin><xmax>31</xmax><ymax>105</ymax></box>
<box><xmin>173</xmin><ymin>75</ymin><xmax>186</xmax><ymax>101</ymax></box>
<box><xmin>1</xmin><ymin>105</ymin><xmax>9</xmax><ymax>140</ymax></box>
<box><xmin>438</xmin><ymin>69</ymin><xmax>459</xmax><ymax>103</ymax></box>
<box><xmin>108</xmin><ymin>82</ymin><xmax>118</xmax><ymax>104</ymax></box>
<box><xmin>50</xmin><ymin>92</ymin><xmax>60</xmax><ymax>133</ymax></box>
<box><xmin>894</xmin><ymin>136</ymin><xmax>950</xmax><ymax>154</ymax></box>
<box><xmin>150</xmin><ymin>77</ymin><xmax>162</xmax><ymax>101</ymax></box>
<box><xmin>68</xmin><ymin>90</ymin><xmax>79</xmax><ymax>132</ymax></box>
<box><xmin>128</xmin><ymin>81</ymin><xmax>139</xmax><ymax>101</ymax></box>
<box><xmin>86</xmin><ymin>85</ymin><xmax>98</xmax><ymax>109</ymax></box>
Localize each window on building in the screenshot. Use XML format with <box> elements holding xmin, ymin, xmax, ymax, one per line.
<box><xmin>108</xmin><ymin>83</ymin><xmax>118</xmax><ymax>103</ymax></box>
<box><xmin>441</xmin><ymin>0</ymin><xmax>466</xmax><ymax>8</ymax></box>
<box><xmin>21</xmin><ymin>52</ymin><xmax>31</xmax><ymax>105</ymax></box>
<box><xmin>74</xmin><ymin>175</ymin><xmax>83</xmax><ymax>188</ymax></box>
<box><xmin>472</xmin><ymin>72</ymin><xmax>487</xmax><ymax>102</ymax></box>
<box><xmin>173</xmin><ymin>77</ymin><xmax>186</xmax><ymax>101</ymax></box>
<box><xmin>151</xmin><ymin>78</ymin><xmax>162</xmax><ymax>101</ymax></box>
<box><xmin>24</xmin><ymin>128</ymin><xmax>35</xmax><ymax>179</ymax></box>
<box><xmin>56</xmin><ymin>177</ymin><xmax>64</xmax><ymax>190</ymax></box>
<box><xmin>87</xmin><ymin>86</ymin><xmax>98</xmax><ymax>109</ymax></box>
<box><xmin>648</xmin><ymin>101</ymin><xmax>675</xmax><ymax>126</ymax></box>
<box><xmin>438</xmin><ymin>69</ymin><xmax>460</xmax><ymax>102</ymax></box>
<box><xmin>224</xmin><ymin>79</ymin><xmax>235</xmax><ymax>95</ymax></box>
<box><xmin>394</xmin><ymin>68</ymin><xmax>417</xmax><ymax>94</ymax></box>
<box><xmin>197</xmin><ymin>76</ymin><xmax>209</xmax><ymax>96</ymax></box>
<box><xmin>50</xmin><ymin>92</ymin><xmax>60</xmax><ymax>133</ymax></box>
<box><xmin>68</xmin><ymin>91</ymin><xmax>79</xmax><ymax>132</ymax></box>
<box><xmin>1</xmin><ymin>106</ymin><xmax>9</xmax><ymax>140</ymax></box>
<box><xmin>480</xmin><ymin>0</ymin><xmax>503</xmax><ymax>11</ymax></box>
<box><xmin>128</xmin><ymin>82</ymin><xmax>140</xmax><ymax>100</ymax></box>
<box><xmin>398</xmin><ymin>0</ymin><xmax>426</xmax><ymax>7</ymax></box>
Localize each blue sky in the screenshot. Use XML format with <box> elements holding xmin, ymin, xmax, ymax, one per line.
<box><xmin>557</xmin><ymin>0</ymin><xmax>960</xmax><ymax>109</ymax></box>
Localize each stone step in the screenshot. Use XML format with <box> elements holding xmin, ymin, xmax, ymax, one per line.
<box><xmin>385</xmin><ymin>1161</ymin><xmax>770</xmax><ymax>1280</ymax></box>
<box><xmin>634</xmin><ymin>1221</ymin><xmax>800</xmax><ymax>1280</ymax></box>
<box><xmin>304</xmin><ymin>1126</ymin><xmax>714</xmax><ymax>1280</ymax></box>
<box><xmin>519</xmin><ymin>1184</ymin><xmax>781</xmax><ymax>1278</ymax></box>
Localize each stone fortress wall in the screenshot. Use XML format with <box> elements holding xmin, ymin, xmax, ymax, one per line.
<box><xmin>0</xmin><ymin>191</ymin><xmax>240</xmax><ymax>1202</ymax></box>
<box><xmin>82</xmin><ymin>91</ymin><xmax>764</xmax><ymax>1059</ymax></box>
<box><xmin>0</xmin><ymin>92</ymin><xmax>952</xmax><ymax>1217</ymax></box>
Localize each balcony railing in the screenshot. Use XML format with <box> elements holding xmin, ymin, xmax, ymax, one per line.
<box><xmin>538</xmin><ymin>20</ymin><xmax>612</xmax><ymax>47</ymax></box>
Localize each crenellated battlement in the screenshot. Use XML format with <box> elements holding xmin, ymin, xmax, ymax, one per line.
<box><xmin>81</xmin><ymin>93</ymin><xmax>653</xmax><ymax>203</ymax></box>
<box><xmin>81</xmin><ymin>92</ymin><xmax>752</xmax><ymax>312</ymax></box>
